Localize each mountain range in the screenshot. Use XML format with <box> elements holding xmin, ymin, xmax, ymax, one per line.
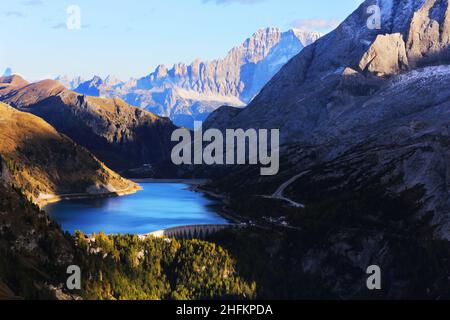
<box><xmin>0</xmin><ymin>75</ymin><xmax>177</xmax><ymax>173</ymax></box>
<box><xmin>62</xmin><ymin>28</ymin><xmax>321</xmax><ymax>128</ymax></box>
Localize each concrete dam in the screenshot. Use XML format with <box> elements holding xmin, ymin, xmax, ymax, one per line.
<box><xmin>143</xmin><ymin>224</ymin><xmax>241</xmax><ymax>240</ymax></box>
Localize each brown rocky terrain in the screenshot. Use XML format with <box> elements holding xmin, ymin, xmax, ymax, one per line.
<box><xmin>0</xmin><ymin>78</ymin><xmax>178</xmax><ymax>173</ymax></box>
<box><xmin>0</xmin><ymin>102</ymin><xmax>139</xmax><ymax>206</ymax></box>
<box><xmin>0</xmin><ymin>76</ymin><xmax>65</xmax><ymax>107</ymax></box>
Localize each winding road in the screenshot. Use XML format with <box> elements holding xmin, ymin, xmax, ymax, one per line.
<box><xmin>271</xmin><ymin>170</ymin><xmax>310</xmax><ymax>208</ymax></box>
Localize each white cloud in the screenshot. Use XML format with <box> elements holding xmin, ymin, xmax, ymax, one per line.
<box><xmin>4</xmin><ymin>11</ymin><xmax>25</xmax><ymax>18</ymax></box>
<box><xmin>292</xmin><ymin>18</ymin><xmax>339</xmax><ymax>32</ymax></box>
<box><xmin>21</xmin><ymin>0</ymin><xmax>44</xmax><ymax>5</ymax></box>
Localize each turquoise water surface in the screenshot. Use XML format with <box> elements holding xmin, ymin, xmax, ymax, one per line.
<box><xmin>46</xmin><ymin>183</ymin><xmax>228</xmax><ymax>235</ymax></box>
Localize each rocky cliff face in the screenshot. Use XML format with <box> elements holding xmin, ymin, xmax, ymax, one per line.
<box><xmin>209</xmin><ymin>0</ymin><xmax>450</xmax><ymax>137</ymax></box>
<box><xmin>71</xmin><ymin>28</ymin><xmax>321</xmax><ymax>128</ymax></box>
<box><xmin>202</xmin><ymin>0</ymin><xmax>450</xmax><ymax>298</ymax></box>
<box><xmin>208</xmin><ymin>0</ymin><xmax>450</xmax><ymax>233</ymax></box>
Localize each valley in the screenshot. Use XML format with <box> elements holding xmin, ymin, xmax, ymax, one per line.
<box><xmin>1</xmin><ymin>0</ymin><xmax>450</xmax><ymax>301</ymax></box>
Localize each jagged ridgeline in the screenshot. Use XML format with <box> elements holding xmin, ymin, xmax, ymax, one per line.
<box><xmin>63</xmin><ymin>28</ymin><xmax>322</xmax><ymax>128</ymax></box>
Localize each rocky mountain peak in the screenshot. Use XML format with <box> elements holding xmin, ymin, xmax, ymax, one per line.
<box><xmin>233</xmin><ymin>27</ymin><xmax>283</xmax><ymax>64</ymax></box>
<box><xmin>104</xmin><ymin>75</ymin><xmax>123</xmax><ymax>87</ymax></box>
<box><xmin>0</xmin><ymin>74</ymin><xmax>29</xmax><ymax>87</ymax></box>
<box><xmin>55</xmin><ymin>75</ymin><xmax>85</xmax><ymax>90</ymax></box>
<box><xmin>328</xmin><ymin>0</ymin><xmax>450</xmax><ymax>76</ymax></box>
<box><xmin>290</xmin><ymin>28</ymin><xmax>322</xmax><ymax>46</ymax></box>
<box><xmin>90</xmin><ymin>75</ymin><xmax>103</xmax><ymax>85</ymax></box>
<box><xmin>342</xmin><ymin>0</ymin><xmax>450</xmax><ymax>76</ymax></box>
<box><xmin>154</xmin><ymin>64</ymin><xmax>169</xmax><ymax>79</ymax></box>
<box><xmin>230</xmin><ymin>0</ymin><xmax>450</xmax><ymax>118</ymax></box>
<box><xmin>70</xmin><ymin>27</ymin><xmax>322</xmax><ymax>128</ymax></box>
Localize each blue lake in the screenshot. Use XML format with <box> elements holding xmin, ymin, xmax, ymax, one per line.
<box><xmin>46</xmin><ymin>183</ymin><xmax>229</xmax><ymax>235</ymax></box>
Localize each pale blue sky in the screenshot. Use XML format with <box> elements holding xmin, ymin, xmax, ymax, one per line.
<box><xmin>1</xmin><ymin>0</ymin><xmax>363</xmax><ymax>80</ymax></box>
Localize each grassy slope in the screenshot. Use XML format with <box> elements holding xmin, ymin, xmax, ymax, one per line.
<box><xmin>0</xmin><ymin>102</ymin><xmax>139</xmax><ymax>205</ymax></box>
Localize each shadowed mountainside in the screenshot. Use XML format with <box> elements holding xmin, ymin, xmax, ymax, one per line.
<box><xmin>205</xmin><ymin>0</ymin><xmax>450</xmax><ymax>238</ymax></box>
<box><xmin>198</xmin><ymin>0</ymin><xmax>450</xmax><ymax>298</ymax></box>
<box><xmin>0</xmin><ymin>102</ymin><xmax>139</xmax><ymax>205</ymax></box>
<box><xmin>0</xmin><ymin>176</ymin><xmax>75</xmax><ymax>299</ymax></box>
<box><xmin>0</xmin><ymin>76</ymin><xmax>178</xmax><ymax>174</ymax></box>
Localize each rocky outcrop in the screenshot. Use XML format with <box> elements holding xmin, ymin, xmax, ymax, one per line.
<box><xmin>359</xmin><ymin>33</ymin><xmax>409</xmax><ymax>75</ymax></box>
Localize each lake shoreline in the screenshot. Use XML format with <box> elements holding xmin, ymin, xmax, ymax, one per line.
<box><xmin>46</xmin><ymin>181</ymin><xmax>234</xmax><ymax>235</ymax></box>
<box><xmin>190</xmin><ymin>185</ymin><xmax>247</xmax><ymax>225</ymax></box>
<box><xmin>135</xmin><ymin>179</ymin><xmax>246</xmax><ymax>225</ymax></box>
<box><xmin>132</xmin><ymin>178</ymin><xmax>209</xmax><ymax>185</ymax></box>
<box><xmin>39</xmin><ymin>184</ymin><xmax>141</xmax><ymax>208</ymax></box>
<box><xmin>40</xmin><ymin>180</ymin><xmax>208</xmax><ymax>208</ymax></box>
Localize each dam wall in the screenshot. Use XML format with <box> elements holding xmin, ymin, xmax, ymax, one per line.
<box><xmin>144</xmin><ymin>224</ymin><xmax>241</xmax><ymax>240</ymax></box>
